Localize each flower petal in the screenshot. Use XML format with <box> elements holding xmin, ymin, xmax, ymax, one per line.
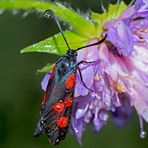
<box><xmin>77</xmin><ymin>39</ymin><xmax>100</xmax><ymax>62</ymax></box>
<box><xmin>75</xmin><ymin>65</ymin><xmax>95</xmax><ymax>96</ymax></box>
<box><xmin>71</xmin><ymin>117</ymin><xmax>84</xmax><ymax>144</ymax></box>
<box><xmin>41</xmin><ymin>72</ymin><xmax>51</xmax><ymax>91</ymax></box>
<box><xmin>135</xmin><ymin>0</ymin><xmax>148</xmax><ymax>17</ymax></box>
<box><xmin>76</xmin><ymin>104</ymin><xmax>89</xmax><ymax>119</ymax></box>
<box><xmin>112</xmin><ymin>93</ymin><xmax>132</xmax><ymax>127</ymax></box>
<box><xmin>107</xmin><ymin>20</ymin><xmax>134</xmax><ymax>56</ymax></box>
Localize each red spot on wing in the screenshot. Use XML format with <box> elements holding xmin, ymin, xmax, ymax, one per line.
<box><xmin>57</xmin><ymin>116</ymin><xmax>68</xmax><ymax>128</ymax></box>
<box><xmin>50</xmin><ymin>65</ymin><xmax>56</xmax><ymax>79</ymax></box>
<box><xmin>65</xmin><ymin>74</ymin><xmax>76</xmax><ymax>90</ymax></box>
<box><xmin>64</xmin><ymin>98</ymin><xmax>73</xmax><ymax>107</ymax></box>
<box><xmin>42</xmin><ymin>93</ymin><xmax>47</xmax><ymax>104</ymax></box>
<box><xmin>52</xmin><ymin>102</ymin><xmax>65</xmax><ymax>113</ymax></box>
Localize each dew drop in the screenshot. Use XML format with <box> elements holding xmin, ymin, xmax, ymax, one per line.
<box><xmin>12</xmin><ymin>10</ymin><xmax>18</xmax><ymax>15</ymax></box>
<box><xmin>103</xmin><ymin>114</ymin><xmax>109</xmax><ymax>121</ymax></box>
<box><xmin>138</xmin><ymin>115</ymin><xmax>146</xmax><ymax>139</ymax></box>
<box><xmin>140</xmin><ymin>131</ymin><xmax>146</xmax><ymax>139</ymax></box>
<box><xmin>85</xmin><ymin>16</ymin><xmax>89</xmax><ymax>20</ymax></box>
<box><xmin>111</xmin><ymin>106</ymin><xmax>115</xmax><ymax>112</ymax></box>
<box><xmin>0</xmin><ymin>9</ymin><xmax>4</xmax><ymax>15</ymax></box>
<box><xmin>55</xmin><ymin>138</ymin><xmax>60</xmax><ymax>144</ymax></box>
<box><xmin>74</xmin><ymin>128</ymin><xmax>78</xmax><ymax>133</ymax></box>
<box><xmin>140</xmin><ymin>21</ymin><xmax>144</xmax><ymax>26</ymax></box>
<box><xmin>98</xmin><ymin>86</ymin><xmax>103</xmax><ymax>91</ymax></box>
<box><xmin>44</xmin><ymin>45</ymin><xmax>51</xmax><ymax>48</ymax></box>
<box><xmin>22</xmin><ymin>11</ymin><xmax>29</xmax><ymax>18</ymax></box>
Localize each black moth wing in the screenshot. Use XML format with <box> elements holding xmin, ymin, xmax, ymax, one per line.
<box><xmin>34</xmin><ymin>54</ymin><xmax>77</xmax><ymax>145</ymax></box>
<box><xmin>45</xmin><ymin>90</ymin><xmax>75</xmax><ymax>145</ymax></box>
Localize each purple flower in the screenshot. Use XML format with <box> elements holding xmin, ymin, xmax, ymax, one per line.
<box><xmin>41</xmin><ymin>0</ymin><xmax>148</xmax><ymax>143</ymax></box>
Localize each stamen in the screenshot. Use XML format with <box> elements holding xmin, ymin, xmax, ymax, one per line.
<box><xmin>94</xmin><ymin>74</ymin><xmax>100</xmax><ymax>81</ymax></box>
<box><xmin>114</xmin><ymin>81</ymin><xmax>126</xmax><ymax>93</ymax></box>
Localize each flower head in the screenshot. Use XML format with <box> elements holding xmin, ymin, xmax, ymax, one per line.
<box><xmin>41</xmin><ymin>0</ymin><xmax>148</xmax><ymax>143</ymax></box>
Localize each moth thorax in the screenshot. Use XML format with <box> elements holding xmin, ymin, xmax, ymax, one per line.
<box><xmin>66</xmin><ymin>49</ymin><xmax>77</xmax><ymax>61</ymax></box>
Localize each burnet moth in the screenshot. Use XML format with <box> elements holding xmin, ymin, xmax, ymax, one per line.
<box><xmin>34</xmin><ymin>9</ymin><xmax>107</xmax><ymax>145</ymax></box>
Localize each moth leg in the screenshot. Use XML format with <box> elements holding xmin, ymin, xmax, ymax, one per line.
<box><xmin>77</xmin><ymin>67</ymin><xmax>93</xmax><ymax>92</ymax></box>
<box><xmin>77</xmin><ymin>60</ymin><xmax>100</xmax><ymax>91</ymax></box>
<box><xmin>77</xmin><ymin>60</ymin><xmax>99</xmax><ymax>66</ymax></box>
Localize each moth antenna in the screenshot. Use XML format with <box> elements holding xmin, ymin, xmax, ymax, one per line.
<box><xmin>76</xmin><ymin>34</ymin><xmax>107</xmax><ymax>51</ymax></box>
<box><xmin>44</xmin><ymin>9</ymin><xmax>71</xmax><ymax>50</ymax></box>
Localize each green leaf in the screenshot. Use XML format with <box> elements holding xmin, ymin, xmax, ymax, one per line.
<box><xmin>0</xmin><ymin>0</ymin><xmax>96</xmax><ymax>38</ymax></box>
<box><xmin>91</xmin><ymin>2</ymin><xmax>127</xmax><ymax>37</ymax></box>
<box><xmin>37</xmin><ymin>64</ymin><xmax>54</xmax><ymax>73</ymax></box>
<box><xmin>21</xmin><ymin>31</ymin><xmax>89</xmax><ymax>55</ymax></box>
<box><xmin>0</xmin><ymin>0</ymin><xmax>52</xmax><ymax>11</ymax></box>
<box><xmin>53</xmin><ymin>3</ymin><xmax>95</xmax><ymax>38</ymax></box>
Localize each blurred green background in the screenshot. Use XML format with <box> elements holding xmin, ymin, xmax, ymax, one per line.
<box><xmin>0</xmin><ymin>0</ymin><xmax>148</xmax><ymax>148</ymax></box>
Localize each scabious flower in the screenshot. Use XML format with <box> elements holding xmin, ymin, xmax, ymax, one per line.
<box><xmin>42</xmin><ymin>0</ymin><xmax>148</xmax><ymax>143</ymax></box>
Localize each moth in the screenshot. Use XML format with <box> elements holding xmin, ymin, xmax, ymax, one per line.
<box><xmin>34</xmin><ymin>10</ymin><xmax>107</xmax><ymax>145</ymax></box>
